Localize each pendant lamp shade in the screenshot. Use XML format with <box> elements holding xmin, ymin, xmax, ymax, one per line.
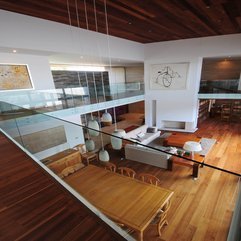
<box><xmin>111</xmin><ymin>129</ymin><xmax>126</xmax><ymax>150</ymax></box>
<box><xmin>87</xmin><ymin>119</ymin><xmax>100</xmax><ymax>137</ymax></box>
<box><xmin>101</xmin><ymin>110</ymin><xmax>112</xmax><ymax>125</ymax></box>
<box><xmin>99</xmin><ymin>149</ymin><xmax>110</xmax><ymax>162</ymax></box>
<box><xmin>85</xmin><ymin>139</ymin><xmax>95</xmax><ymax>151</ymax></box>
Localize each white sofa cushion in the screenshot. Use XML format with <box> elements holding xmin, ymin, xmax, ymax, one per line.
<box><xmin>125</xmin><ymin>144</ymin><xmax>170</xmax><ymax>169</ymax></box>
<box><xmin>125</xmin><ymin>125</ymin><xmax>160</xmax><ymax>145</ymax></box>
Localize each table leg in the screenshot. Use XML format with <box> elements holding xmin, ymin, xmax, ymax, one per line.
<box><xmin>193</xmin><ymin>164</ymin><xmax>199</xmax><ymax>179</ymax></box>
<box><xmin>167</xmin><ymin>158</ymin><xmax>173</xmax><ymax>171</ymax></box>
<box><xmin>138</xmin><ymin>231</ymin><xmax>143</xmax><ymax>241</ymax></box>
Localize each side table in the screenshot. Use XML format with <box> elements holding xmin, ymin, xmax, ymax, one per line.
<box><xmin>81</xmin><ymin>152</ymin><xmax>98</xmax><ymax>165</ymax></box>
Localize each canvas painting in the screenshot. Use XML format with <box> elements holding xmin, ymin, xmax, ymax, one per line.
<box><xmin>0</xmin><ymin>64</ymin><xmax>33</xmax><ymax>90</ymax></box>
<box><xmin>150</xmin><ymin>63</ymin><xmax>189</xmax><ymax>90</ymax></box>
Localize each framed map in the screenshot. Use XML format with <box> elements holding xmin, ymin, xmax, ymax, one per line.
<box><xmin>150</xmin><ymin>63</ymin><xmax>189</xmax><ymax>90</ymax></box>
<box><xmin>0</xmin><ymin>64</ymin><xmax>33</xmax><ymax>90</ymax></box>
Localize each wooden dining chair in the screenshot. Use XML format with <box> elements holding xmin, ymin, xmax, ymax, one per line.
<box><xmin>73</xmin><ymin>144</ymin><xmax>98</xmax><ymax>165</ymax></box>
<box><xmin>139</xmin><ymin>173</ymin><xmax>161</xmax><ymax>186</ymax></box>
<box><xmin>118</xmin><ymin>167</ymin><xmax>136</xmax><ymax>178</ymax></box>
<box><xmin>156</xmin><ymin>200</ymin><xmax>171</xmax><ymax>237</ymax></box>
<box><xmin>103</xmin><ymin>162</ymin><xmax>116</xmax><ymax>172</ymax></box>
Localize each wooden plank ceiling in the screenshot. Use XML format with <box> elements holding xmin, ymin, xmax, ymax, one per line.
<box><xmin>0</xmin><ymin>0</ymin><xmax>241</xmax><ymax>43</ymax></box>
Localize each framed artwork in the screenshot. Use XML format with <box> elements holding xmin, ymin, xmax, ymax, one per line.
<box><xmin>150</xmin><ymin>62</ymin><xmax>189</xmax><ymax>90</ymax></box>
<box><xmin>0</xmin><ymin>64</ymin><xmax>33</xmax><ymax>90</ymax></box>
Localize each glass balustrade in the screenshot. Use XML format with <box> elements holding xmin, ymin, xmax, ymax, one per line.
<box><xmin>0</xmin><ymin>82</ymin><xmax>144</xmax><ymax>113</ymax></box>
<box><xmin>199</xmin><ymin>79</ymin><xmax>241</xmax><ymax>94</ymax></box>
<box><xmin>0</xmin><ymin>101</ymin><xmax>240</xmax><ymax>241</ymax></box>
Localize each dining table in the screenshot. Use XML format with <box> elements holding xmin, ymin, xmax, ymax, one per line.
<box><xmin>65</xmin><ymin>165</ymin><xmax>173</xmax><ymax>241</ymax></box>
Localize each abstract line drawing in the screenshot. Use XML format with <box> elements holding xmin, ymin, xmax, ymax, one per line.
<box><xmin>150</xmin><ymin>63</ymin><xmax>189</xmax><ymax>90</ymax></box>
<box><xmin>155</xmin><ymin>66</ymin><xmax>181</xmax><ymax>88</ymax></box>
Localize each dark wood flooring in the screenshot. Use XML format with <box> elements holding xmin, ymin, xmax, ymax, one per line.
<box><xmin>0</xmin><ymin>132</ymin><xmax>125</xmax><ymax>241</ymax></box>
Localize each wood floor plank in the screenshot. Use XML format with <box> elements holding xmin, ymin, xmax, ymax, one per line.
<box><xmin>1</xmin><ymin>117</ymin><xmax>240</xmax><ymax>241</ymax></box>
<box><xmin>100</xmin><ymin>118</ymin><xmax>240</xmax><ymax>241</ymax></box>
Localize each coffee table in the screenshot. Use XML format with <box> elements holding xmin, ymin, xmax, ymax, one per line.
<box><xmin>163</xmin><ymin>133</ymin><xmax>201</xmax><ymax>148</ymax></box>
<box><xmin>170</xmin><ymin>153</ymin><xmax>204</xmax><ymax>179</ymax></box>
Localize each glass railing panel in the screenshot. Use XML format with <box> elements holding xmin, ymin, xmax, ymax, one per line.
<box><xmin>0</xmin><ymin>82</ymin><xmax>144</xmax><ymax>113</ymax></box>
<box><xmin>0</xmin><ymin>101</ymin><xmax>25</xmax><ymax>147</ymax></box>
<box><xmin>0</xmin><ymin>101</ymin><xmax>241</xmax><ymax>241</ymax></box>
<box><xmin>199</xmin><ymin>79</ymin><xmax>241</xmax><ymax>94</ymax></box>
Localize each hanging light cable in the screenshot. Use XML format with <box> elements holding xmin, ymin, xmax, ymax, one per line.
<box><xmin>84</xmin><ymin>71</ymin><xmax>99</xmax><ymax>137</ymax></box>
<box><xmin>72</xmin><ymin>0</ymin><xmax>99</xmax><ymax>155</ymax></box>
<box><xmin>103</xmin><ymin>0</ymin><xmax>126</xmax><ymax>150</ymax></box>
<box><xmin>81</xmin><ymin>0</ymin><xmax>100</xmax><ymax>137</ymax></box>
<box><xmin>93</xmin><ymin>0</ymin><xmax>109</xmax><ymax>162</ymax></box>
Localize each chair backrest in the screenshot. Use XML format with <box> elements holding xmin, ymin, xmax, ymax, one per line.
<box><xmin>73</xmin><ymin>144</ymin><xmax>87</xmax><ymax>154</ymax></box>
<box><xmin>118</xmin><ymin>167</ymin><xmax>136</xmax><ymax>178</ymax></box>
<box><xmin>139</xmin><ymin>173</ymin><xmax>160</xmax><ymax>186</ymax></box>
<box><xmin>104</xmin><ymin>162</ymin><xmax>116</xmax><ymax>172</ymax></box>
<box><xmin>157</xmin><ymin>200</ymin><xmax>171</xmax><ymax>236</ymax></box>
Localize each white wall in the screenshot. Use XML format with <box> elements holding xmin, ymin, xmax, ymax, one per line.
<box><xmin>144</xmin><ymin>34</ymin><xmax>241</xmax><ymax>131</ymax></box>
<box><xmin>0</xmin><ymin>53</ymin><xmax>54</xmax><ymax>90</ymax></box>
<box><xmin>0</xmin><ymin>10</ymin><xmax>144</xmax><ymax>62</ymax></box>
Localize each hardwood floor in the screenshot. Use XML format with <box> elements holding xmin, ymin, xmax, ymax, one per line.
<box><xmin>0</xmin><ymin>133</ymin><xmax>125</xmax><ymax>241</ymax></box>
<box><xmin>100</xmin><ymin>118</ymin><xmax>240</xmax><ymax>241</ymax></box>
<box><xmin>1</xmin><ymin>117</ymin><xmax>240</xmax><ymax>241</ymax></box>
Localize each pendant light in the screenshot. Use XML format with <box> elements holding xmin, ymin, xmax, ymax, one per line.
<box><xmin>67</xmin><ymin>0</ymin><xmax>97</xmax><ymax>147</ymax></box>
<box><xmin>102</xmin><ymin>0</ymin><xmax>126</xmax><ymax>150</ymax></box>
<box><xmin>91</xmin><ymin>0</ymin><xmax>110</xmax><ymax>162</ymax></box>
<box><xmin>85</xmin><ymin>138</ymin><xmax>95</xmax><ymax>151</ymax></box>
<box><xmin>87</xmin><ymin>115</ymin><xmax>100</xmax><ymax>137</ymax></box>
<box><xmin>111</xmin><ymin>129</ymin><xmax>126</xmax><ymax>150</ymax></box>
<box><xmin>99</xmin><ymin>149</ymin><xmax>110</xmax><ymax>162</ymax></box>
<box><xmin>84</xmin><ymin>114</ymin><xmax>95</xmax><ymax>151</ymax></box>
<box><xmin>77</xmin><ymin>69</ymin><xmax>96</xmax><ymax>151</ymax></box>
<box><xmin>101</xmin><ymin>109</ymin><xmax>112</xmax><ymax>124</ymax></box>
<box><xmin>86</xmin><ymin>62</ymin><xmax>99</xmax><ymax>137</ymax></box>
<box><xmin>100</xmin><ymin>72</ymin><xmax>112</xmax><ymax>126</ymax></box>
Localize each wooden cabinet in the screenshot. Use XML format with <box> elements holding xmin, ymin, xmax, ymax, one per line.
<box><xmin>198</xmin><ymin>99</ymin><xmax>210</xmax><ymax>124</ymax></box>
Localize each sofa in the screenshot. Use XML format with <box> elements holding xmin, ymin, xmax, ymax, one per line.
<box><xmin>125</xmin><ymin>124</ymin><xmax>161</xmax><ymax>145</ymax></box>
<box><xmin>125</xmin><ymin>144</ymin><xmax>172</xmax><ymax>169</ymax></box>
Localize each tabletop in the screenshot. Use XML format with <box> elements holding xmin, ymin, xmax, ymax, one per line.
<box><xmin>65</xmin><ymin>165</ymin><xmax>173</xmax><ymax>233</ymax></box>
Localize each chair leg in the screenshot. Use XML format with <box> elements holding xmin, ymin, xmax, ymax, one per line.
<box><xmin>157</xmin><ymin>219</ymin><xmax>168</xmax><ymax>237</ymax></box>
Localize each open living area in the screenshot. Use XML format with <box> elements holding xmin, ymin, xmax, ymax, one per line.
<box><xmin>0</xmin><ymin>1</ymin><xmax>241</xmax><ymax>241</ymax></box>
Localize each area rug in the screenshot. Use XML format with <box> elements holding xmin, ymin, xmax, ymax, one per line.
<box><xmin>198</xmin><ymin>138</ymin><xmax>217</xmax><ymax>156</ymax></box>
<box><xmin>148</xmin><ymin>136</ymin><xmax>216</xmax><ymax>156</ymax></box>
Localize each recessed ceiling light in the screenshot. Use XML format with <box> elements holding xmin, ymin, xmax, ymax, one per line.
<box><xmin>12</xmin><ymin>49</ymin><xmax>17</xmax><ymax>53</ymax></box>
<box><xmin>128</xmin><ymin>22</ymin><xmax>132</xmax><ymax>25</ymax></box>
